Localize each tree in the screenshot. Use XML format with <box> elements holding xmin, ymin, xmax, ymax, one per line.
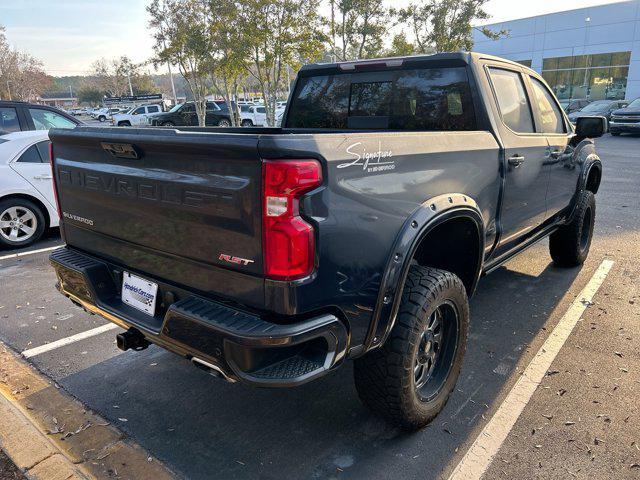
<box><xmin>397</xmin><ymin>0</ymin><xmax>505</xmax><ymax>53</ymax></box>
<box><xmin>148</xmin><ymin>0</ymin><xmax>210</xmax><ymax>126</ymax></box>
<box><xmin>385</xmin><ymin>33</ymin><xmax>417</xmax><ymax>57</ymax></box>
<box><xmin>328</xmin><ymin>0</ymin><xmax>390</xmax><ymax>61</ymax></box>
<box><xmin>0</xmin><ymin>25</ymin><xmax>51</xmax><ymax>101</ymax></box>
<box><xmin>202</xmin><ymin>0</ymin><xmax>248</xmax><ymax>126</ymax></box>
<box><xmin>91</xmin><ymin>56</ymin><xmax>154</xmax><ymax>97</ymax></box>
<box><xmin>77</xmin><ymin>87</ymin><xmax>104</xmax><ymax>105</ymax></box>
<box><xmin>240</xmin><ymin>0</ymin><xmax>326</xmax><ymax>126</ymax></box>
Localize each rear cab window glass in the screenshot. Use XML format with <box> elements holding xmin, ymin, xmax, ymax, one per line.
<box><xmin>286</xmin><ymin>66</ymin><xmax>476</xmax><ymax>131</ymax></box>
<box><xmin>0</xmin><ymin>107</ymin><xmax>21</xmax><ymax>133</ymax></box>
<box><xmin>529</xmin><ymin>77</ymin><xmax>565</xmax><ymax>134</ymax></box>
<box><xmin>487</xmin><ymin>68</ymin><xmax>535</xmax><ymax>133</ymax></box>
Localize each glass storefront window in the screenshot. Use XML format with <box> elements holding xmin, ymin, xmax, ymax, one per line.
<box><xmin>541</xmin><ymin>51</ymin><xmax>630</xmax><ymax>101</ymax></box>
<box><xmin>516</xmin><ymin>59</ymin><xmax>532</xmax><ymax>67</ymax></box>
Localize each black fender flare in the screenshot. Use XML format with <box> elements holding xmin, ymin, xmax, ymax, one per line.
<box><xmin>361</xmin><ymin>193</ymin><xmax>485</xmax><ymax>354</ymax></box>
<box><xmin>567</xmin><ymin>153</ymin><xmax>602</xmax><ymax>224</ymax></box>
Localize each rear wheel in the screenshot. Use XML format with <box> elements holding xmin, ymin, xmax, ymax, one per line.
<box><xmin>354</xmin><ymin>265</ymin><xmax>469</xmax><ymax>430</ymax></box>
<box><xmin>98</xmin><ymin>116</ymin><xmax>106</xmax><ymax>122</ymax></box>
<box><xmin>549</xmin><ymin>190</ymin><xmax>595</xmax><ymax>267</ymax></box>
<box><xmin>0</xmin><ymin>199</ymin><xmax>46</xmax><ymax>248</ymax></box>
<box><xmin>118</xmin><ymin>121</ymin><xmax>131</xmax><ymax>127</ymax></box>
<box><xmin>218</xmin><ymin>118</ymin><xmax>232</xmax><ymax>127</ymax></box>
<box><xmin>161</xmin><ymin>121</ymin><xmax>175</xmax><ymax>127</ymax></box>
<box><xmin>241</xmin><ymin>120</ymin><xmax>253</xmax><ymax>127</ymax></box>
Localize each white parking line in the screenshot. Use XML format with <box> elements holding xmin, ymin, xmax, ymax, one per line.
<box><xmin>22</xmin><ymin>323</ymin><xmax>120</xmax><ymax>359</ymax></box>
<box><xmin>448</xmin><ymin>259</ymin><xmax>614</xmax><ymax>480</ymax></box>
<box><xmin>0</xmin><ymin>245</ymin><xmax>63</xmax><ymax>261</ymax></box>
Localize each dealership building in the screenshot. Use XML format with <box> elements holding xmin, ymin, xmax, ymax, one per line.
<box><xmin>473</xmin><ymin>0</ymin><xmax>640</xmax><ymax>101</ymax></box>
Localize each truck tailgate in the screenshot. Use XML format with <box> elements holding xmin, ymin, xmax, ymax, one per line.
<box><xmin>49</xmin><ymin>127</ymin><xmax>264</xmax><ymax>307</ymax></box>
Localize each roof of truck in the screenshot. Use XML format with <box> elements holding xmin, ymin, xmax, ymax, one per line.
<box><xmin>299</xmin><ymin>51</ymin><xmax>529</xmax><ymax>75</ymax></box>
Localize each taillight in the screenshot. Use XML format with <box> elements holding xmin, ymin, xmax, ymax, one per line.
<box><xmin>49</xmin><ymin>142</ymin><xmax>62</xmax><ymax>218</ymax></box>
<box><xmin>262</xmin><ymin>159</ymin><xmax>322</xmax><ymax>280</ymax></box>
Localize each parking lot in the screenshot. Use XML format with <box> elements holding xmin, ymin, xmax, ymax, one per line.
<box><xmin>0</xmin><ymin>134</ymin><xmax>638</xmax><ymax>479</ymax></box>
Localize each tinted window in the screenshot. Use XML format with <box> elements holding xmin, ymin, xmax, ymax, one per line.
<box><xmin>287</xmin><ymin>67</ymin><xmax>476</xmax><ymax>131</ymax></box>
<box><xmin>147</xmin><ymin>106</ymin><xmax>159</xmax><ymax>113</ymax></box>
<box><xmin>36</xmin><ymin>141</ymin><xmax>52</xmax><ymax>162</ymax></box>
<box><xmin>29</xmin><ymin>109</ymin><xmax>76</xmax><ymax>130</ymax></box>
<box><xmin>488</xmin><ymin>68</ymin><xmax>534</xmax><ymax>133</ymax></box>
<box><xmin>256</xmin><ymin>107</ymin><xmax>266</xmax><ymax>114</ymax></box>
<box><xmin>529</xmin><ymin>77</ymin><xmax>565</xmax><ymax>134</ymax></box>
<box><xmin>0</xmin><ymin>107</ymin><xmax>20</xmax><ymax>133</ymax></box>
<box><xmin>133</xmin><ymin>107</ymin><xmax>145</xmax><ymax>114</ymax></box>
<box><xmin>181</xmin><ymin>104</ymin><xmax>195</xmax><ymax>113</ymax></box>
<box><xmin>17</xmin><ymin>144</ymin><xmax>43</xmax><ymax>163</ymax></box>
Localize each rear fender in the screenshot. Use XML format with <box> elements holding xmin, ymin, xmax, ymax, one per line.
<box><xmin>361</xmin><ymin>193</ymin><xmax>484</xmax><ymax>354</ymax></box>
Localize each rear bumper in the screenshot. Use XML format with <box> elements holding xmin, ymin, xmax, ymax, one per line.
<box><xmin>50</xmin><ymin>247</ymin><xmax>349</xmax><ymax>387</ymax></box>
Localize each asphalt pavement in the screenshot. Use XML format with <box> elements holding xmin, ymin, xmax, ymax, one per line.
<box><xmin>0</xmin><ymin>134</ymin><xmax>638</xmax><ymax>479</ymax></box>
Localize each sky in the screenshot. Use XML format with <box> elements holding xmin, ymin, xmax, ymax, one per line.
<box><xmin>0</xmin><ymin>0</ymin><xmax>631</xmax><ymax>76</ymax></box>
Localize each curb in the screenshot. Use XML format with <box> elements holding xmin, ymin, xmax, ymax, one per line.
<box><xmin>0</xmin><ymin>342</ymin><xmax>176</xmax><ymax>480</ymax></box>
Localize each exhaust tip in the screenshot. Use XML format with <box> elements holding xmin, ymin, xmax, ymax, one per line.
<box><xmin>191</xmin><ymin>357</ymin><xmax>236</xmax><ymax>383</ymax></box>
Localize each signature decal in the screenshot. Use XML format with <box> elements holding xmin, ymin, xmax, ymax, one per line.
<box><xmin>338</xmin><ymin>141</ymin><xmax>395</xmax><ymax>173</ymax></box>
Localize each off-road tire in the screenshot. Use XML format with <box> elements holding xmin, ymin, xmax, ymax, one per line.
<box><xmin>549</xmin><ymin>190</ymin><xmax>595</xmax><ymax>267</ymax></box>
<box><xmin>0</xmin><ymin>198</ymin><xmax>46</xmax><ymax>248</ymax></box>
<box><xmin>354</xmin><ymin>265</ymin><xmax>469</xmax><ymax>430</ymax></box>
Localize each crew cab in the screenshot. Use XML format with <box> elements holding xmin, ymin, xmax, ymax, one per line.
<box><xmin>111</xmin><ymin>104</ymin><xmax>163</xmax><ymax>127</ymax></box>
<box><xmin>48</xmin><ymin>53</ymin><xmax>605</xmax><ymax>429</ymax></box>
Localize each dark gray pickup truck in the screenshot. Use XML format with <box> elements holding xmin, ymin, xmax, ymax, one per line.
<box><xmin>48</xmin><ymin>52</ymin><xmax>606</xmax><ymax>429</ymax></box>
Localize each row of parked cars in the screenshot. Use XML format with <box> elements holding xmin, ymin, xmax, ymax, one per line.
<box><xmin>560</xmin><ymin>97</ymin><xmax>640</xmax><ymax>135</ymax></box>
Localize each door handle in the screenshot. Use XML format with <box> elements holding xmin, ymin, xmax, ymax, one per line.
<box><xmin>34</xmin><ymin>175</ymin><xmax>53</xmax><ymax>180</ymax></box>
<box><xmin>508</xmin><ymin>155</ymin><xmax>525</xmax><ymax>167</ymax></box>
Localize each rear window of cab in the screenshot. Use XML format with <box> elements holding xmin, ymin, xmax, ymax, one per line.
<box><xmin>286</xmin><ymin>67</ymin><xmax>476</xmax><ymax>131</ymax></box>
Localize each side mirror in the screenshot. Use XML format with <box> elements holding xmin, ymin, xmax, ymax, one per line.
<box><xmin>575</xmin><ymin>116</ymin><xmax>607</xmax><ymax>138</ymax></box>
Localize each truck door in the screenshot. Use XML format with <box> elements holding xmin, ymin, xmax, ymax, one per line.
<box><xmin>526</xmin><ymin>75</ymin><xmax>575</xmax><ymax>220</ymax></box>
<box><xmin>486</xmin><ymin>67</ymin><xmax>550</xmax><ymax>256</ymax></box>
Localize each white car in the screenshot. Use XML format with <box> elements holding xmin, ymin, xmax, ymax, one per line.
<box><xmin>91</xmin><ymin>108</ymin><xmax>122</xmax><ymax>122</ymax></box>
<box><xmin>111</xmin><ymin>104</ymin><xmax>163</xmax><ymax>127</ymax></box>
<box><xmin>239</xmin><ymin>105</ymin><xmax>285</xmax><ymax>127</ymax></box>
<box><xmin>0</xmin><ymin>131</ymin><xmax>59</xmax><ymax>248</ymax></box>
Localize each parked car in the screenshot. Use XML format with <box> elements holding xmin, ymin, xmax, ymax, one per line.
<box><xmin>148</xmin><ymin>101</ymin><xmax>233</xmax><ymax>127</ymax></box>
<box><xmin>0</xmin><ymin>101</ymin><xmax>80</xmax><ymax>135</ymax></box>
<box><xmin>240</xmin><ymin>104</ymin><xmax>286</xmax><ymax>126</ymax></box>
<box><xmin>0</xmin><ymin>130</ymin><xmax>59</xmax><ymax>248</ymax></box>
<box><xmin>91</xmin><ymin>108</ymin><xmax>123</xmax><ymax>122</ymax></box>
<box><xmin>609</xmin><ymin>97</ymin><xmax>640</xmax><ymax>135</ymax></box>
<box><xmin>49</xmin><ymin>52</ymin><xmax>605</xmax><ymax>429</ymax></box>
<box><xmin>567</xmin><ymin>99</ymin><xmax>629</xmax><ymax>124</ymax></box>
<box><xmin>559</xmin><ymin>99</ymin><xmax>590</xmax><ymax>114</ymax></box>
<box><xmin>111</xmin><ymin>104</ymin><xmax>163</xmax><ymax>126</ymax></box>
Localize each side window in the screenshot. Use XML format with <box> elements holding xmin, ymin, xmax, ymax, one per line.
<box><xmin>257</xmin><ymin>107</ymin><xmax>266</xmax><ymax>114</ymax></box>
<box><xmin>0</xmin><ymin>107</ymin><xmax>21</xmax><ymax>133</ymax></box>
<box><xmin>36</xmin><ymin>141</ymin><xmax>52</xmax><ymax>163</ymax></box>
<box><xmin>529</xmin><ymin>77</ymin><xmax>565</xmax><ymax>134</ymax></box>
<box><xmin>133</xmin><ymin>107</ymin><xmax>145</xmax><ymax>114</ymax></box>
<box><xmin>147</xmin><ymin>106</ymin><xmax>159</xmax><ymax>113</ymax></box>
<box><xmin>17</xmin><ymin>144</ymin><xmax>43</xmax><ymax>163</ymax></box>
<box><xmin>28</xmin><ymin>109</ymin><xmax>76</xmax><ymax>130</ymax></box>
<box><xmin>488</xmin><ymin>68</ymin><xmax>535</xmax><ymax>133</ymax></box>
<box><xmin>181</xmin><ymin>104</ymin><xmax>195</xmax><ymax>113</ymax></box>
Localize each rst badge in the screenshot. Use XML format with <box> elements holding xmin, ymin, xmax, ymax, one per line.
<box><xmin>218</xmin><ymin>253</ymin><xmax>255</xmax><ymax>266</ymax></box>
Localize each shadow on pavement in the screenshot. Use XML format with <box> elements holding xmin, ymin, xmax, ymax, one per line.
<box><xmin>60</xmin><ymin>257</ymin><xmax>583</xmax><ymax>480</ymax></box>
